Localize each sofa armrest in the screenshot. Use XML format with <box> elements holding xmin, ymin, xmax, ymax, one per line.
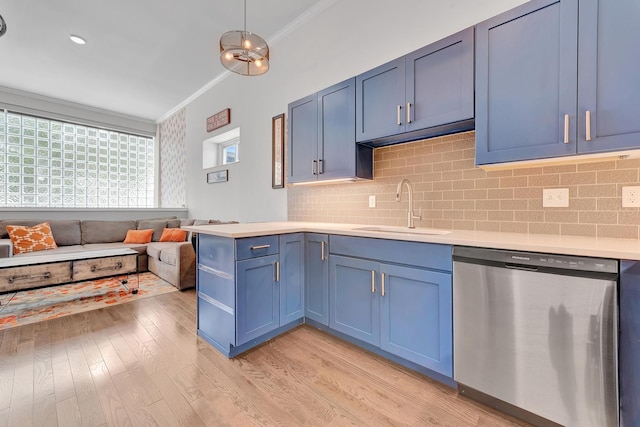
<box><xmin>0</xmin><ymin>239</ymin><xmax>13</xmax><ymax>258</ymax></box>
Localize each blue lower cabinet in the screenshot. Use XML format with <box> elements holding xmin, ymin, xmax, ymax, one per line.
<box><xmin>380</xmin><ymin>263</ymin><xmax>452</xmax><ymax>377</ymax></box>
<box><xmin>305</xmin><ymin>233</ymin><xmax>329</xmax><ymax>325</ymax></box>
<box><xmin>236</xmin><ymin>255</ymin><xmax>279</xmax><ymax>345</ymax></box>
<box><xmin>329</xmin><ymin>255</ymin><xmax>380</xmax><ymax>346</ymax></box>
<box><xmin>279</xmin><ymin>234</ymin><xmax>304</xmax><ymax>325</ymax></box>
<box><xmin>620</xmin><ymin>260</ymin><xmax>640</xmax><ymax>426</ymax></box>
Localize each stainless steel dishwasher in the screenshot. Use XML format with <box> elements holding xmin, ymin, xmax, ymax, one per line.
<box><xmin>453</xmin><ymin>246</ymin><xmax>618</xmax><ymax>427</ymax></box>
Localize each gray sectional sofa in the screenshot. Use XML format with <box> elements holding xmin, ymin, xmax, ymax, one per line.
<box><xmin>0</xmin><ymin>217</ymin><xmax>196</xmax><ymax>290</ymax></box>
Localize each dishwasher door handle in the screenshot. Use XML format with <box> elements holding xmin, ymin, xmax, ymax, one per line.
<box><xmin>505</xmin><ymin>264</ymin><xmax>539</xmax><ymax>272</ymax></box>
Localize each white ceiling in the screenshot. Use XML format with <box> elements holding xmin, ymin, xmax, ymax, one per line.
<box><xmin>0</xmin><ymin>0</ymin><xmax>321</xmax><ymax>122</ymax></box>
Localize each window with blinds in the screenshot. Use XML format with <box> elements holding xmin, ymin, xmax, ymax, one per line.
<box><xmin>0</xmin><ymin>110</ymin><xmax>155</xmax><ymax>208</ymax></box>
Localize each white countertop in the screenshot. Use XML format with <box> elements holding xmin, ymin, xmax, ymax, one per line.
<box><xmin>183</xmin><ymin>221</ymin><xmax>640</xmax><ymax>261</ymax></box>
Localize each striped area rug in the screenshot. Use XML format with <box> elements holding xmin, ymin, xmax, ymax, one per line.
<box><xmin>0</xmin><ymin>272</ymin><xmax>177</xmax><ymax>330</ymax></box>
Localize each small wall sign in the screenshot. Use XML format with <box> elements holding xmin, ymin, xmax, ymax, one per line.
<box><xmin>206</xmin><ymin>169</ymin><xmax>229</xmax><ymax>184</ymax></box>
<box><xmin>206</xmin><ymin>108</ymin><xmax>231</xmax><ymax>132</ymax></box>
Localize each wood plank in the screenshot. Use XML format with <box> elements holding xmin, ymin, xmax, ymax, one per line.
<box><xmin>32</xmin><ymin>394</ymin><xmax>57</xmax><ymax>427</ymax></box>
<box><xmin>89</xmin><ymin>360</ymin><xmax>132</xmax><ymax>427</ymax></box>
<box><xmin>56</xmin><ymin>396</ymin><xmax>82</xmax><ymax>427</ymax></box>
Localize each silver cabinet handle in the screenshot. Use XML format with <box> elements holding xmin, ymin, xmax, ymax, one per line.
<box><xmin>407</xmin><ymin>103</ymin><xmax>412</xmax><ymax>124</ymax></box>
<box><xmin>250</xmin><ymin>244</ymin><xmax>270</xmax><ymax>250</ymax></box>
<box><xmin>564</xmin><ymin>114</ymin><xmax>569</xmax><ymax>144</ymax></box>
<box><xmin>312</xmin><ymin>160</ymin><xmax>317</xmax><ymax>175</ymax></box>
<box><xmin>275</xmin><ymin>261</ymin><xmax>280</xmax><ymax>282</ymax></box>
<box><xmin>586</xmin><ymin>110</ymin><xmax>592</xmax><ymax>141</ymax></box>
<box><xmin>397</xmin><ymin>105</ymin><xmax>402</xmax><ymax>125</ymax></box>
<box><xmin>318</xmin><ymin>159</ymin><xmax>323</xmax><ymax>175</ymax></box>
<box><xmin>321</xmin><ymin>241</ymin><xmax>326</xmax><ymax>261</ymax></box>
<box><xmin>381</xmin><ymin>273</ymin><xmax>386</xmax><ymax>296</ymax></box>
<box><xmin>371</xmin><ymin>270</ymin><xmax>375</xmax><ymax>293</ymax></box>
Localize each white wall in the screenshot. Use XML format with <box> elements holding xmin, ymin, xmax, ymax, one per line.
<box><xmin>183</xmin><ymin>0</ymin><xmax>529</xmax><ymax>222</ymax></box>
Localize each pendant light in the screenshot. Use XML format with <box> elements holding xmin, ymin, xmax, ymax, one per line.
<box><xmin>219</xmin><ymin>0</ymin><xmax>269</xmax><ymax>76</ymax></box>
<box><xmin>0</xmin><ymin>14</ymin><xmax>7</xmax><ymax>38</ymax></box>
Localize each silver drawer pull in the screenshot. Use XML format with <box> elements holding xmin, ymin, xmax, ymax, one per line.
<box><xmin>250</xmin><ymin>244</ymin><xmax>271</xmax><ymax>250</ymax></box>
<box><xmin>7</xmin><ymin>272</ymin><xmax>51</xmax><ymax>284</ymax></box>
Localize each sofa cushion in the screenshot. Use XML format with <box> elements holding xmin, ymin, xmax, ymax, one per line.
<box><xmin>81</xmin><ymin>220</ymin><xmax>136</xmax><ymax>244</ymax></box>
<box><xmin>180</xmin><ymin>218</ymin><xmax>195</xmax><ymax>227</ymax></box>
<box><xmin>137</xmin><ymin>219</ymin><xmax>167</xmax><ymax>241</ymax></box>
<box><xmin>82</xmin><ymin>242</ymin><xmax>148</xmax><ymax>255</ymax></box>
<box><xmin>147</xmin><ymin>242</ymin><xmax>179</xmax><ymax>266</ymax></box>
<box><xmin>0</xmin><ymin>219</ymin><xmax>81</xmax><ymax>246</ymax></box>
<box><xmin>6</xmin><ymin>222</ymin><xmax>58</xmax><ymax>255</ymax></box>
<box><xmin>12</xmin><ymin>244</ymin><xmax>85</xmax><ymax>257</ymax></box>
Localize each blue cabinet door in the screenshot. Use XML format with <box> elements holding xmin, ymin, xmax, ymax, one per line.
<box><xmin>318</xmin><ymin>78</ymin><xmax>357</xmax><ymax>180</ymax></box>
<box><xmin>279</xmin><ymin>234</ymin><xmax>304</xmax><ymax>325</ymax></box>
<box><xmin>304</xmin><ymin>233</ymin><xmax>329</xmax><ymax>325</ymax></box>
<box><xmin>406</xmin><ymin>28</ymin><xmax>474</xmax><ymax>133</ymax></box>
<box><xmin>577</xmin><ymin>0</ymin><xmax>640</xmax><ymax>154</ymax></box>
<box><xmin>356</xmin><ymin>57</ymin><xmax>405</xmax><ymax>142</ymax></box>
<box><xmin>379</xmin><ymin>264</ymin><xmax>452</xmax><ymax>376</ymax></box>
<box><xmin>288</xmin><ymin>93</ymin><xmax>318</xmax><ymax>183</ymax></box>
<box><xmin>236</xmin><ymin>254</ymin><xmax>279</xmax><ymax>345</ymax></box>
<box><xmin>475</xmin><ymin>0</ymin><xmax>579</xmax><ymax>165</ymax></box>
<box><xmin>329</xmin><ymin>255</ymin><xmax>380</xmax><ymax>346</ymax></box>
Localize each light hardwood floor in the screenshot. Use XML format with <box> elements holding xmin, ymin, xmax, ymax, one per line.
<box><xmin>0</xmin><ymin>289</ymin><xmax>532</xmax><ymax>427</ymax></box>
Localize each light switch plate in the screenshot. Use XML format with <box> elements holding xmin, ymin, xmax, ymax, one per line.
<box><xmin>543</xmin><ymin>188</ymin><xmax>569</xmax><ymax>207</ymax></box>
<box><xmin>622</xmin><ymin>186</ymin><xmax>640</xmax><ymax>207</ymax></box>
<box><xmin>369</xmin><ymin>195</ymin><xmax>376</xmax><ymax>208</ymax></box>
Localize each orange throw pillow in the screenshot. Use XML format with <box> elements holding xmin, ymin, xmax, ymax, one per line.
<box><xmin>159</xmin><ymin>228</ymin><xmax>188</xmax><ymax>242</ymax></box>
<box><xmin>123</xmin><ymin>229</ymin><xmax>153</xmax><ymax>244</ymax></box>
<box><xmin>6</xmin><ymin>222</ymin><xmax>58</xmax><ymax>255</ymax></box>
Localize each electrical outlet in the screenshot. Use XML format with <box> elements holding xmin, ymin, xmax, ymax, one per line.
<box><xmin>369</xmin><ymin>195</ymin><xmax>376</xmax><ymax>208</ymax></box>
<box><xmin>542</xmin><ymin>188</ymin><xmax>569</xmax><ymax>207</ymax></box>
<box><xmin>622</xmin><ymin>186</ymin><xmax>640</xmax><ymax>207</ymax></box>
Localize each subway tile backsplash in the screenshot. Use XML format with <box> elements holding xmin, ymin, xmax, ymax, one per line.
<box><xmin>287</xmin><ymin>131</ymin><xmax>640</xmax><ymax>239</ymax></box>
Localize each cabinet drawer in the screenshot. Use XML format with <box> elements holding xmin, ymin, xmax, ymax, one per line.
<box><xmin>198</xmin><ymin>234</ymin><xmax>235</xmax><ymax>274</ymax></box>
<box><xmin>73</xmin><ymin>255</ymin><xmax>137</xmax><ymax>281</ymax></box>
<box><xmin>198</xmin><ymin>264</ymin><xmax>234</xmax><ymax>308</ymax></box>
<box><xmin>198</xmin><ymin>294</ymin><xmax>235</xmax><ymax>349</ymax></box>
<box><xmin>0</xmin><ymin>261</ymin><xmax>72</xmax><ymax>293</ymax></box>
<box><xmin>236</xmin><ymin>236</ymin><xmax>279</xmax><ymax>260</ymax></box>
<box><xmin>329</xmin><ymin>235</ymin><xmax>452</xmax><ymax>272</ymax></box>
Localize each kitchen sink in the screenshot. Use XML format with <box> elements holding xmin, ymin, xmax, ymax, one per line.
<box><xmin>352</xmin><ymin>226</ymin><xmax>451</xmax><ymax>235</ymax></box>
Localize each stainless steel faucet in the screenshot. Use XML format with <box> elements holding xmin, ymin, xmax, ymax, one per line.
<box><xmin>396</xmin><ymin>178</ymin><xmax>421</xmax><ymax>228</ymax></box>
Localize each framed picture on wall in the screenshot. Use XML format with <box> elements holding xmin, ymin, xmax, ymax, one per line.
<box><xmin>272</xmin><ymin>113</ymin><xmax>285</xmax><ymax>189</ymax></box>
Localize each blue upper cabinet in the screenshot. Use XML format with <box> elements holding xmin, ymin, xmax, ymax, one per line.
<box><xmin>288</xmin><ymin>94</ymin><xmax>317</xmax><ymax>183</ymax></box>
<box><xmin>475</xmin><ymin>0</ymin><xmax>579</xmax><ymax>165</ymax></box>
<box><xmin>288</xmin><ymin>78</ymin><xmax>373</xmax><ymax>184</ymax></box>
<box><xmin>356</xmin><ymin>58</ymin><xmax>406</xmax><ymax>142</ymax></box>
<box><xmin>405</xmin><ymin>28</ymin><xmax>474</xmax><ymax>133</ymax></box>
<box><xmin>356</xmin><ymin>28</ymin><xmax>474</xmax><ymax>145</ymax></box>
<box><xmin>577</xmin><ymin>0</ymin><xmax>640</xmax><ymax>154</ymax></box>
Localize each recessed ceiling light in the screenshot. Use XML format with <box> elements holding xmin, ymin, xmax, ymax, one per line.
<box><xmin>69</xmin><ymin>34</ymin><xmax>86</xmax><ymax>45</ymax></box>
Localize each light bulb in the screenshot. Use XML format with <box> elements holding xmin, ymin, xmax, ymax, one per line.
<box><xmin>255</xmin><ymin>59</ymin><xmax>262</xmax><ymax>67</ymax></box>
<box><xmin>224</xmin><ymin>51</ymin><xmax>233</xmax><ymax>61</ymax></box>
<box><xmin>243</xmin><ymin>39</ymin><xmax>251</xmax><ymax>49</ymax></box>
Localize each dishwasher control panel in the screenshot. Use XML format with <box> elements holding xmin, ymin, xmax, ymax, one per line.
<box><xmin>453</xmin><ymin>246</ymin><xmax>618</xmax><ymax>274</ymax></box>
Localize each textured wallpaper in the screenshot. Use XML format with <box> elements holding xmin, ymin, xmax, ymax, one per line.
<box><xmin>289</xmin><ymin>131</ymin><xmax>640</xmax><ymax>239</ymax></box>
<box><xmin>158</xmin><ymin>108</ymin><xmax>187</xmax><ymax>208</ymax></box>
